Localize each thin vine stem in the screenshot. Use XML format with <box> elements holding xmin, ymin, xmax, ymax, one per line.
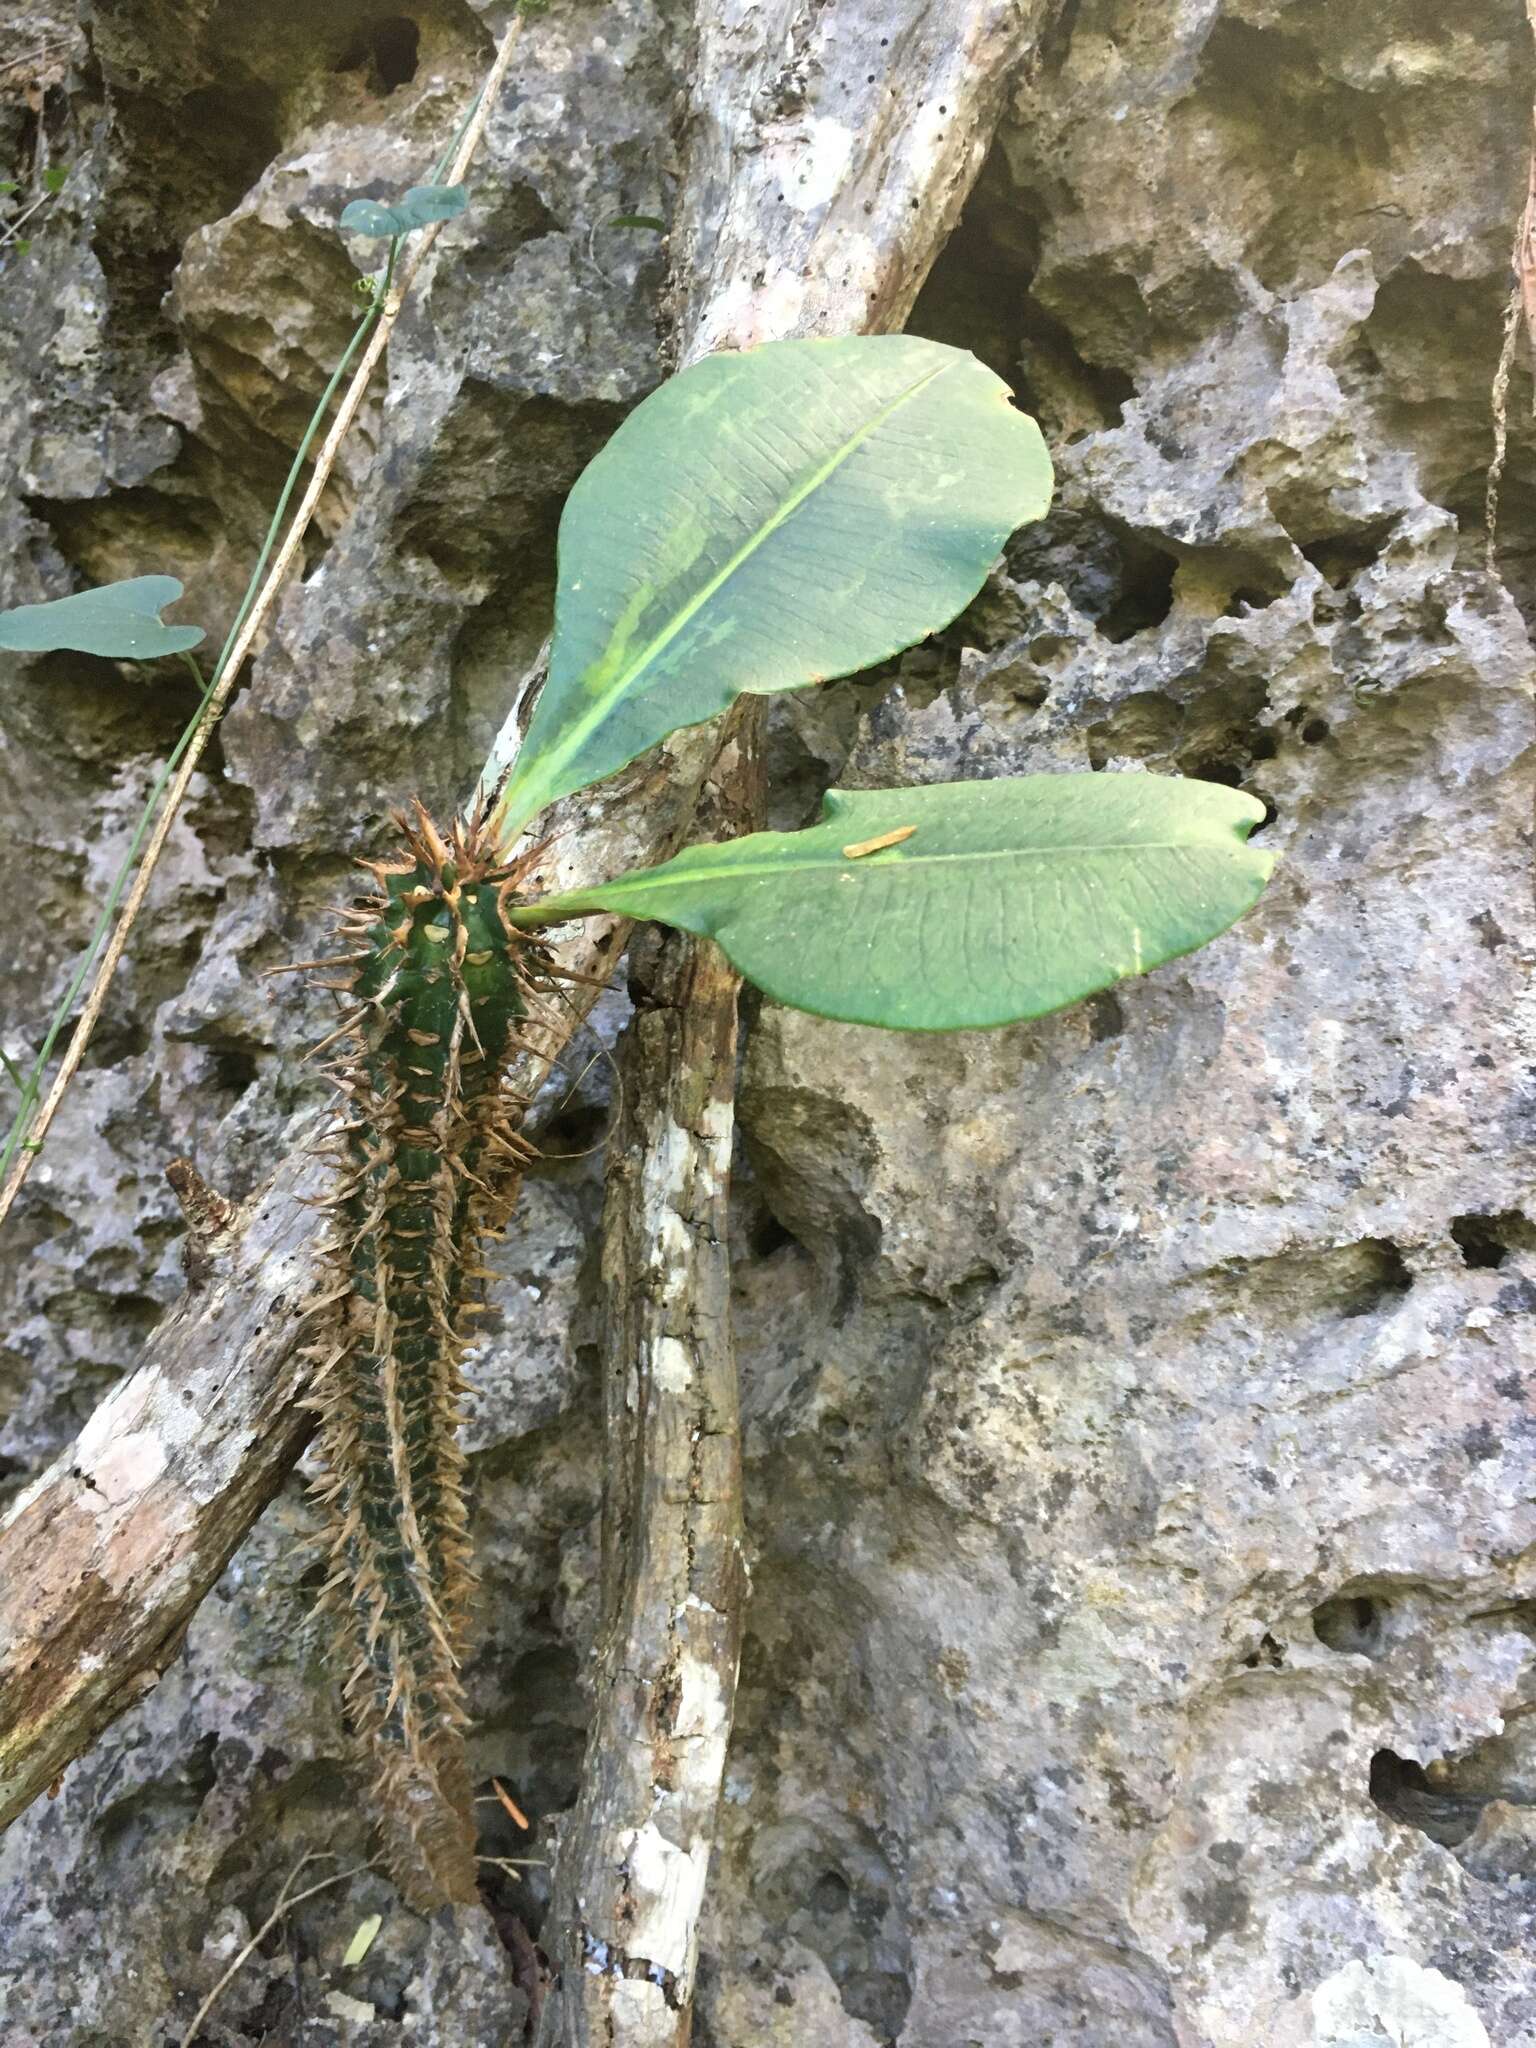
<box><xmin>0</xmin><ymin>15</ymin><xmax>525</xmax><ymax>1227</ymax></box>
<box><xmin>0</xmin><ymin>274</ymin><xmax>391</xmax><ymax>1192</ymax></box>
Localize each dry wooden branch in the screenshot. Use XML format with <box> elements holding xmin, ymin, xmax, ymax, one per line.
<box><xmin>531</xmin><ymin>742</ymin><xmax>759</xmax><ymax>2047</ymax></box>
<box><xmin>531</xmin><ymin>5</ymin><xmax>1046</xmax><ymax>2039</ymax></box>
<box><xmin>0</xmin><ymin>1142</ymin><xmax>327</xmax><ymax>1831</ymax></box>
<box><xmin>176</xmin><ymin>1852</ymin><xmax>376</xmax><ymax>2048</ymax></box>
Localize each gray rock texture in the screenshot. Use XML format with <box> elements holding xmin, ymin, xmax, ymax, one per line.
<box><xmin>1</xmin><ymin>2</ymin><xmax>1533</xmax><ymax>2044</ymax></box>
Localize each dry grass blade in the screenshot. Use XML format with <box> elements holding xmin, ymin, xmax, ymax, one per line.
<box><xmin>0</xmin><ymin>13</ymin><xmax>525</xmax><ymax>1232</ymax></box>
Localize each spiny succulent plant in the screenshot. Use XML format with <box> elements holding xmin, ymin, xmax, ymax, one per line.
<box><xmin>302</xmin><ymin>804</ymin><xmax>558</xmax><ymax>1908</ymax></box>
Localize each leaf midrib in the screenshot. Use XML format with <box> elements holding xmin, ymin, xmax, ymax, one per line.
<box><xmin>496</xmin><ymin>356</ymin><xmax>950</xmax><ymax>834</ymax></box>
<box><xmin>531</xmin><ymin>836</ymin><xmax>1263</xmax><ymax>920</ymax></box>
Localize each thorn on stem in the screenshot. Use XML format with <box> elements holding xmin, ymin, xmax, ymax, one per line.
<box><xmin>165</xmin><ymin>1156</ymin><xmax>236</xmax><ymax>1239</ymax></box>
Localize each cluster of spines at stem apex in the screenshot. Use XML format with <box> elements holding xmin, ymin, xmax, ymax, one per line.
<box><xmin>303</xmin><ymin>800</ymin><xmax>556</xmax><ymax>1911</ymax></box>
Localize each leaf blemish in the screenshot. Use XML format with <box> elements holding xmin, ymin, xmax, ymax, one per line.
<box><xmin>842</xmin><ymin>825</ymin><xmax>917</xmax><ymax>859</ymax></box>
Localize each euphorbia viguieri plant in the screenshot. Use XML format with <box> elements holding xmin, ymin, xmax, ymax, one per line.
<box><xmin>0</xmin><ymin>336</ymin><xmax>1273</xmax><ymax>1905</ymax></box>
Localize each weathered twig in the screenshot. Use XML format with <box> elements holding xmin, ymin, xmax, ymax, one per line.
<box><xmin>0</xmin><ymin>1141</ymin><xmax>327</xmax><ymax>1831</ymax></box>
<box><xmin>531</xmin><ymin>4</ymin><xmax>1046</xmax><ymax>2038</ymax></box>
<box><xmin>0</xmin><ymin>16</ymin><xmax>524</xmax><ymax>1231</ymax></box>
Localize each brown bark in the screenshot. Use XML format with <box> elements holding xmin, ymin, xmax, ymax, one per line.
<box><xmin>532</xmin><ymin>729</ymin><xmax>761</xmax><ymax>2048</ymax></box>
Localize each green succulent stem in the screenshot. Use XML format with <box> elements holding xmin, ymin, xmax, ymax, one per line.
<box><xmin>306</xmin><ymin>807</ymin><xmax>553</xmax><ymax>1909</ymax></box>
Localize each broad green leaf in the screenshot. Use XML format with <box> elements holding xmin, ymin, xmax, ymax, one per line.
<box><xmin>514</xmin><ymin>775</ymin><xmax>1273</xmax><ymax>1032</ymax></box>
<box><xmin>340</xmin><ymin>183</ymin><xmax>467</xmax><ymax>238</ymax></box>
<box><xmin>489</xmin><ymin>336</ymin><xmax>1053</xmax><ymax>838</ymax></box>
<box><xmin>0</xmin><ymin>575</ymin><xmax>205</xmax><ymax>658</ymax></box>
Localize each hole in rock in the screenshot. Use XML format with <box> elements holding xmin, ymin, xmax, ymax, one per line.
<box><xmin>1369</xmin><ymin>1748</ymin><xmax>1486</xmax><ymax>1849</ymax></box>
<box><xmin>211</xmin><ymin>1045</ymin><xmax>260</xmax><ymax>1100</ymax></box>
<box><xmin>1300</xmin><ymin>521</ymin><xmax>1395</xmax><ymax>590</ymax></box>
<box><xmin>750</xmin><ymin>1213</ymin><xmax>798</xmax><ymax>1260</ymax></box>
<box><xmin>335</xmin><ymin>16</ymin><xmax>421</xmax><ymax>93</ymax></box>
<box><xmin>1313</xmin><ymin>1591</ymin><xmax>1387</xmax><ymax>1657</ymax></box>
<box><xmin>1086</xmin><ymin>689</ymin><xmax>1182</xmax><ymax>769</ymax></box>
<box><xmin>1451</xmin><ymin>1212</ymin><xmax>1521</xmax><ymax>1270</ymax></box>
<box><xmin>533</xmin><ymin>1098</ymin><xmax>608</xmax><ymax>1164</ymax></box>
<box><xmin>1300</xmin><ymin>716</ymin><xmax>1330</xmax><ymax>744</ymax></box>
<box><xmin>1342</xmin><ymin>1237</ymin><xmax>1413</xmax><ymax>1315</ymax></box>
<box><xmin>1096</xmin><ymin>540</ymin><xmax>1178</xmax><ymax>642</ymax></box>
<box><xmin>906</xmin><ymin>143</ymin><xmax>1135</xmax><ymax>433</ymax></box>
<box><xmin>1087</xmin><ymin>991</ymin><xmax>1124</xmax><ymax>1041</ymax></box>
<box><xmin>1242</xmin><ymin>1632</ymin><xmax>1284</xmax><ymax>1670</ymax></box>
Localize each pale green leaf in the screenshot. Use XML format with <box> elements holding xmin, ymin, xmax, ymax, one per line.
<box><xmin>515</xmin><ymin>775</ymin><xmax>1273</xmax><ymax>1031</ymax></box>
<box><xmin>0</xmin><ymin>575</ymin><xmax>205</xmax><ymax>658</ymax></box>
<box><xmin>490</xmin><ymin>336</ymin><xmax>1053</xmax><ymax>838</ymax></box>
<box><xmin>340</xmin><ymin>183</ymin><xmax>467</xmax><ymax>238</ymax></box>
<box><xmin>342</xmin><ymin>1913</ymin><xmax>383</xmax><ymax>1967</ymax></box>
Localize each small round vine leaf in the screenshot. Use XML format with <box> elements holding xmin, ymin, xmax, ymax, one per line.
<box><xmin>489</xmin><ymin>335</ymin><xmax>1054</xmax><ymax>838</ymax></box>
<box><xmin>339</xmin><ymin>183</ymin><xmax>467</xmax><ymax>238</ymax></box>
<box><xmin>339</xmin><ymin>197</ymin><xmax>399</xmax><ymax>237</ymax></box>
<box><xmin>396</xmin><ymin>183</ymin><xmax>467</xmax><ymax>227</ymax></box>
<box><xmin>518</xmin><ymin>774</ymin><xmax>1275</xmax><ymax>1032</ymax></box>
<box><xmin>0</xmin><ymin>575</ymin><xmax>205</xmax><ymax>658</ymax></box>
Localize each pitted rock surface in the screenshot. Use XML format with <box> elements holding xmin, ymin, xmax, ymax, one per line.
<box><xmin>0</xmin><ymin>3</ymin><xmax>1532</xmax><ymax>2043</ymax></box>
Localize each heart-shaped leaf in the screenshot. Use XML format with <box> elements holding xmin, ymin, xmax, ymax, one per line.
<box><xmin>339</xmin><ymin>183</ymin><xmax>467</xmax><ymax>238</ymax></box>
<box><xmin>514</xmin><ymin>774</ymin><xmax>1273</xmax><ymax>1031</ymax></box>
<box><xmin>0</xmin><ymin>575</ymin><xmax>205</xmax><ymax>658</ymax></box>
<box><xmin>488</xmin><ymin>336</ymin><xmax>1053</xmax><ymax>839</ymax></box>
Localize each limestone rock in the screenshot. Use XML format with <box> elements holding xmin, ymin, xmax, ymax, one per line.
<box><xmin>0</xmin><ymin>0</ymin><xmax>1533</xmax><ymax>2043</ymax></box>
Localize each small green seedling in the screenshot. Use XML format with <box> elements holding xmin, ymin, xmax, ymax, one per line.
<box><xmin>289</xmin><ymin>333</ymin><xmax>1273</xmax><ymax>1908</ymax></box>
